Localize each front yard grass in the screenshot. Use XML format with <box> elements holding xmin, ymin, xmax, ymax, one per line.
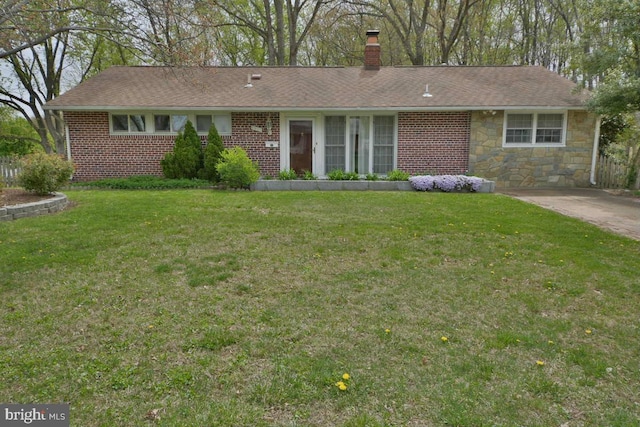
<box><xmin>1</xmin><ymin>190</ymin><xmax>639</xmax><ymax>426</ymax></box>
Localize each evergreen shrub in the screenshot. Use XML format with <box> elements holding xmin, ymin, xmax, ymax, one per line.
<box><xmin>203</xmin><ymin>124</ymin><xmax>224</xmax><ymax>182</ymax></box>
<box><xmin>161</xmin><ymin>121</ymin><xmax>203</xmax><ymax>179</ymax></box>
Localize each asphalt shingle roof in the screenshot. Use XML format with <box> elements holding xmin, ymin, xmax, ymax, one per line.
<box><xmin>45</xmin><ymin>65</ymin><xmax>589</xmax><ymax>111</ymax></box>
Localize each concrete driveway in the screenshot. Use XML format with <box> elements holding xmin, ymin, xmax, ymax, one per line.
<box><xmin>499</xmin><ymin>188</ymin><xmax>640</xmax><ymax>241</ymax></box>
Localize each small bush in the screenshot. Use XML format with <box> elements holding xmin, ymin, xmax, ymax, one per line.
<box><xmin>345</xmin><ymin>171</ymin><xmax>360</xmax><ymax>180</ymax></box>
<box><xmin>216</xmin><ymin>147</ymin><xmax>260</xmax><ymax>189</ymax></box>
<box><xmin>365</xmin><ymin>173</ymin><xmax>379</xmax><ymax>181</ymax></box>
<box><xmin>302</xmin><ymin>170</ymin><xmax>317</xmax><ymax>180</ymax></box>
<box><xmin>17</xmin><ymin>152</ymin><xmax>74</xmax><ymax>195</ymax></box>
<box><xmin>327</xmin><ymin>170</ymin><xmax>360</xmax><ymax>180</ymax></box>
<box><xmin>387</xmin><ymin>170</ymin><xmax>410</xmax><ymax>181</ymax></box>
<box><xmin>327</xmin><ymin>169</ymin><xmax>346</xmax><ymax>180</ymax></box>
<box><xmin>278</xmin><ymin>169</ymin><xmax>298</xmax><ymax>180</ymax></box>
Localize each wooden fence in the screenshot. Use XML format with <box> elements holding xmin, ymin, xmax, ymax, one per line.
<box><xmin>596</xmin><ymin>154</ymin><xmax>634</xmax><ymax>189</ymax></box>
<box><xmin>0</xmin><ymin>156</ymin><xmax>22</xmax><ymax>186</ymax></box>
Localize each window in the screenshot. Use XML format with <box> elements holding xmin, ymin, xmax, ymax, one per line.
<box><xmin>324</xmin><ymin>114</ymin><xmax>396</xmax><ymax>175</ymax></box>
<box><xmin>171</xmin><ymin>115</ymin><xmax>188</xmax><ymax>132</ymax></box>
<box><xmin>112</xmin><ymin>115</ymin><xmax>129</xmax><ymax>132</ymax></box>
<box><xmin>111</xmin><ymin>112</ymin><xmax>232</xmax><ymax>135</ymax></box>
<box><xmin>350</xmin><ymin>116</ymin><xmax>370</xmax><ymax>174</ymax></box>
<box><xmin>325</xmin><ymin>116</ymin><xmax>346</xmax><ymax>171</ymax></box>
<box><xmin>152</xmin><ymin>114</ymin><xmax>188</xmax><ymax>132</ymax></box>
<box><xmin>373</xmin><ymin>116</ymin><xmax>394</xmax><ymax>173</ymax></box>
<box><xmin>112</xmin><ymin>114</ymin><xmax>146</xmax><ymax>132</ymax></box>
<box><xmin>536</xmin><ymin>114</ymin><xmax>563</xmax><ymax>143</ymax></box>
<box><xmin>504</xmin><ymin>112</ymin><xmax>565</xmax><ymax>146</ymax></box>
<box><xmin>154</xmin><ymin>115</ymin><xmax>171</xmax><ymax>132</ymax></box>
<box><xmin>195</xmin><ymin>114</ymin><xmax>231</xmax><ymax>135</ymax></box>
<box><xmin>213</xmin><ymin>114</ymin><xmax>232</xmax><ymax>135</ymax></box>
<box><xmin>196</xmin><ymin>115</ymin><xmax>212</xmax><ymax>133</ymax></box>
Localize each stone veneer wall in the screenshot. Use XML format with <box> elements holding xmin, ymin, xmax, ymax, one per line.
<box><xmin>468</xmin><ymin>110</ymin><xmax>597</xmax><ymax>189</ymax></box>
<box><xmin>64</xmin><ymin>111</ymin><xmax>281</xmax><ymax>181</ymax></box>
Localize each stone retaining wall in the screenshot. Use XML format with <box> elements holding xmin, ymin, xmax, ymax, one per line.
<box><xmin>0</xmin><ymin>193</ymin><xmax>68</xmax><ymax>221</ymax></box>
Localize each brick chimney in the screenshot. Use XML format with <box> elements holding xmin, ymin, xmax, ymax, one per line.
<box><xmin>364</xmin><ymin>30</ymin><xmax>381</xmax><ymax>70</ymax></box>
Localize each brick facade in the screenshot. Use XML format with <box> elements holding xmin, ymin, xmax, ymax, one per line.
<box><xmin>396</xmin><ymin>112</ymin><xmax>471</xmax><ymax>175</ymax></box>
<box><xmin>65</xmin><ymin>109</ymin><xmax>594</xmax><ymax>187</ymax></box>
<box><xmin>226</xmin><ymin>112</ymin><xmax>280</xmax><ymax>178</ymax></box>
<box><xmin>65</xmin><ymin>111</ymin><xmax>280</xmax><ymax>181</ymax></box>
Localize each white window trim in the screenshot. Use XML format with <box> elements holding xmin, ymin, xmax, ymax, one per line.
<box><xmin>109</xmin><ymin>112</ymin><xmax>232</xmax><ymax>136</ymax></box>
<box><xmin>502</xmin><ymin>110</ymin><xmax>567</xmax><ymax>148</ymax></box>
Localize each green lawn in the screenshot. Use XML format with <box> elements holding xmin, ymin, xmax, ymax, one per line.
<box><xmin>1</xmin><ymin>190</ymin><xmax>639</xmax><ymax>426</ymax></box>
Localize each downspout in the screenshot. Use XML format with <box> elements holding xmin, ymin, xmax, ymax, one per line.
<box><xmin>65</xmin><ymin>124</ymin><xmax>71</xmax><ymax>161</ymax></box>
<box><xmin>64</xmin><ymin>112</ymin><xmax>74</xmax><ymax>181</ymax></box>
<box><xmin>590</xmin><ymin>115</ymin><xmax>601</xmax><ymax>186</ymax></box>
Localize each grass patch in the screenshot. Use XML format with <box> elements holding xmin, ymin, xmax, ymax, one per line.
<box><xmin>1</xmin><ymin>190</ymin><xmax>639</xmax><ymax>426</ymax></box>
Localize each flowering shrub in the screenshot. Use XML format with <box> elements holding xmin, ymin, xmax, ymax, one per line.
<box><xmin>216</xmin><ymin>147</ymin><xmax>260</xmax><ymax>189</ymax></box>
<box><xmin>409</xmin><ymin>175</ymin><xmax>484</xmax><ymax>192</ymax></box>
<box><xmin>18</xmin><ymin>152</ymin><xmax>74</xmax><ymax>195</ymax></box>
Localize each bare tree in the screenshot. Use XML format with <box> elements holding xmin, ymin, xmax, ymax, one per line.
<box><xmin>0</xmin><ymin>36</ymin><xmax>68</xmax><ymax>153</ymax></box>
<box><xmin>345</xmin><ymin>0</ymin><xmax>481</xmax><ymax>65</ymax></box>
<box><xmin>211</xmin><ymin>0</ymin><xmax>332</xmax><ymax>65</ymax></box>
<box><xmin>0</xmin><ymin>0</ymin><xmax>96</xmax><ymax>59</ymax></box>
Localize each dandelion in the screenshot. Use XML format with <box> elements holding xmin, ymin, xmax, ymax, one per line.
<box><xmin>585</xmin><ymin>329</ymin><xmax>592</xmax><ymax>334</ymax></box>
<box><xmin>335</xmin><ymin>381</ymin><xmax>347</xmax><ymax>391</ymax></box>
<box><xmin>441</xmin><ymin>336</ymin><xmax>448</xmax><ymax>343</ymax></box>
<box><xmin>385</xmin><ymin>328</ymin><xmax>391</xmax><ymax>334</ymax></box>
<box><xmin>342</xmin><ymin>373</ymin><xmax>350</xmax><ymax>380</ymax></box>
<box><xmin>548</xmin><ymin>340</ymin><xmax>554</xmax><ymax>345</ymax></box>
<box><xmin>536</xmin><ymin>360</ymin><xmax>545</xmax><ymax>366</ymax></box>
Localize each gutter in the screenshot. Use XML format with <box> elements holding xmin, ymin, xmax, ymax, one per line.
<box><xmin>590</xmin><ymin>115</ymin><xmax>601</xmax><ymax>186</ymax></box>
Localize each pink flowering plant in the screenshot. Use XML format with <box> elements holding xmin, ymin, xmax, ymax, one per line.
<box><xmin>409</xmin><ymin>175</ymin><xmax>484</xmax><ymax>192</ymax></box>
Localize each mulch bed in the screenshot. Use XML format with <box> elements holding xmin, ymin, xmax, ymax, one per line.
<box><xmin>1</xmin><ymin>189</ymin><xmax>56</xmax><ymax>207</ymax></box>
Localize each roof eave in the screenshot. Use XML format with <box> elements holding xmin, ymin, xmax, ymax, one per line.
<box><xmin>44</xmin><ymin>105</ymin><xmax>588</xmax><ymax>112</ymax></box>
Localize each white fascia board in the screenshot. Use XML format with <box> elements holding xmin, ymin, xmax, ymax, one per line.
<box><xmin>44</xmin><ymin>105</ymin><xmax>587</xmax><ymax>112</ymax></box>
